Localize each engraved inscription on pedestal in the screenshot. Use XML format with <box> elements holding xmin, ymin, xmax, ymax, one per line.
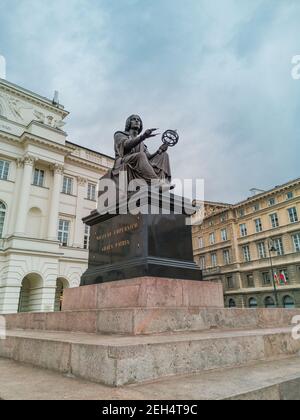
<box><xmin>89</xmin><ymin>214</ymin><xmax>143</xmax><ymax>267</ymax></box>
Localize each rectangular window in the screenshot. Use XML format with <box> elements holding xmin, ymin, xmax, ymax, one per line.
<box><xmin>246</xmin><ymin>274</ymin><xmax>254</xmax><ymax>288</ymax></box>
<box><xmin>87</xmin><ymin>183</ymin><xmax>97</xmax><ymax>201</ymax></box>
<box><xmin>226</xmin><ymin>276</ymin><xmax>235</xmax><ymax>290</ymax></box>
<box><xmin>220</xmin><ymin>214</ymin><xmax>227</xmax><ymax>222</ymax></box>
<box><xmin>270</xmin><ymin>213</ymin><xmax>279</xmax><ymax>228</ymax></box>
<box><xmin>62</xmin><ymin>176</ymin><xmax>73</xmax><ymax>195</ymax></box>
<box><xmin>199</xmin><ymin>237</ymin><xmax>204</xmax><ymax>249</ymax></box>
<box><xmin>211</xmin><ymin>253</ymin><xmax>217</xmax><ymax>267</ymax></box>
<box><xmin>83</xmin><ymin>225</ymin><xmax>90</xmax><ymax>250</ymax></box>
<box><xmin>255</xmin><ymin>218</ymin><xmax>263</xmax><ymax>233</ymax></box>
<box><xmin>243</xmin><ymin>245</ymin><xmax>251</xmax><ymax>262</ymax></box>
<box><xmin>268</xmin><ymin>198</ymin><xmax>276</xmax><ymax>207</ymax></box>
<box><xmin>221</xmin><ymin>229</ymin><xmax>228</xmax><ymax>241</ymax></box>
<box><xmin>288</xmin><ymin>207</ymin><xmax>298</xmax><ymax>223</ymax></box>
<box><xmin>239</xmin><ymin>209</ymin><xmax>245</xmax><ymax>217</ymax></box>
<box><xmin>0</xmin><ymin>160</ymin><xmax>9</xmax><ymax>180</ymax></box>
<box><xmin>262</xmin><ymin>272</ymin><xmax>271</xmax><ymax>285</ymax></box>
<box><xmin>58</xmin><ymin>220</ymin><xmax>70</xmax><ymax>247</ymax></box>
<box><xmin>287</xmin><ymin>191</ymin><xmax>294</xmax><ymax>200</ymax></box>
<box><xmin>240</xmin><ymin>224</ymin><xmax>248</xmax><ymax>237</ymax></box>
<box><xmin>199</xmin><ymin>256</ymin><xmax>206</xmax><ymax>270</ymax></box>
<box><xmin>292</xmin><ymin>233</ymin><xmax>300</xmax><ymax>252</ymax></box>
<box><xmin>33</xmin><ymin>169</ymin><xmax>45</xmax><ymax>187</ymax></box>
<box><xmin>257</xmin><ymin>242</ymin><xmax>267</xmax><ymax>259</ymax></box>
<box><xmin>223</xmin><ymin>250</ymin><xmax>231</xmax><ymax>265</ymax></box>
<box><xmin>273</xmin><ymin>238</ymin><xmax>284</xmax><ymax>256</ymax></box>
<box><xmin>253</xmin><ymin>203</ymin><xmax>260</xmax><ymax>212</ymax></box>
<box><xmin>209</xmin><ymin>232</ymin><xmax>215</xmax><ymax>245</ymax></box>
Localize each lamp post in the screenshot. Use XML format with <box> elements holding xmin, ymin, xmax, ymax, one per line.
<box><xmin>268</xmin><ymin>239</ymin><xmax>279</xmax><ymax>308</ymax></box>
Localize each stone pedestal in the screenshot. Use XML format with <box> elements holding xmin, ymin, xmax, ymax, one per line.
<box><xmin>62</xmin><ymin>277</ymin><xmax>224</xmax><ymax>311</ymax></box>
<box><xmin>81</xmin><ymin>190</ymin><xmax>202</xmax><ymax>285</ymax></box>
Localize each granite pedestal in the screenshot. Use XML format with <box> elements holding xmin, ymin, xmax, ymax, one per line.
<box><xmin>81</xmin><ymin>189</ymin><xmax>202</xmax><ymax>285</ymax></box>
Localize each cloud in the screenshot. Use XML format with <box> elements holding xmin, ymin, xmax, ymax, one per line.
<box><xmin>0</xmin><ymin>0</ymin><xmax>299</xmax><ymax>202</ymax></box>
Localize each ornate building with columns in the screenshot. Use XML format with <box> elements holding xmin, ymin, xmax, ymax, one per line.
<box><xmin>0</xmin><ymin>78</ymin><xmax>113</xmax><ymax>314</ymax></box>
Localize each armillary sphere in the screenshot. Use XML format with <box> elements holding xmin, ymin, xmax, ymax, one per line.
<box><xmin>162</xmin><ymin>130</ymin><xmax>179</xmax><ymax>147</ymax></box>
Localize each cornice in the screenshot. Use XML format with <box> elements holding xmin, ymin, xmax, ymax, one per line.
<box><xmin>0</xmin><ymin>129</ymin><xmax>21</xmax><ymax>144</ymax></box>
<box><xmin>66</xmin><ymin>154</ymin><xmax>110</xmax><ymax>172</ymax></box>
<box><xmin>0</xmin><ymin>128</ymin><xmax>75</xmax><ymax>156</ymax></box>
<box><xmin>27</xmin><ymin>119</ymin><xmax>67</xmax><ymax>136</ymax></box>
<box><xmin>234</xmin><ymin>179</ymin><xmax>300</xmax><ymax>209</ymax></box>
<box><xmin>21</xmin><ymin>132</ymin><xmax>76</xmax><ymax>155</ymax></box>
<box><xmin>202</xmin><ymin>179</ymin><xmax>300</xmax><ymax>221</ymax></box>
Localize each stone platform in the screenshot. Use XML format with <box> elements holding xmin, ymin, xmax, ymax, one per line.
<box><xmin>1</xmin><ymin>277</ymin><xmax>300</xmax><ymax>392</ymax></box>
<box><xmin>62</xmin><ymin>277</ymin><xmax>224</xmax><ymax>311</ymax></box>
<box><xmin>1</xmin><ymin>356</ymin><xmax>300</xmax><ymax>400</ymax></box>
<box><xmin>4</xmin><ymin>306</ymin><xmax>300</xmax><ymax>336</ymax></box>
<box><xmin>1</xmin><ymin>326</ymin><xmax>300</xmax><ymax>387</ymax></box>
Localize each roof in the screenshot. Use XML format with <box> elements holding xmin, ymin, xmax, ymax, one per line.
<box><xmin>0</xmin><ymin>78</ymin><xmax>68</xmax><ymax>115</ymax></box>
<box><xmin>234</xmin><ymin>177</ymin><xmax>300</xmax><ymax>208</ymax></box>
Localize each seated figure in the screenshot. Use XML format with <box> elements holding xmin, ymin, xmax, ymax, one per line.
<box><xmin>111</xmin><ymin>115</ymin><xmax>171</xmax><ymax>186</ymax></box>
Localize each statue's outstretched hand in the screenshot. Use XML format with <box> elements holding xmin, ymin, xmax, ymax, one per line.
<box><xmin>143</xmin><ymin>128</ymin><xmax>159</xmax><ymax>139</ymax></box>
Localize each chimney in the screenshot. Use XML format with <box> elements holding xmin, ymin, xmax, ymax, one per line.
<box><xmin>250</xmin><ymin>188</ymin><xmax>265</xmax><ymax>196</ymax></box>
<box><xmin>0</xmin><ymin>55</ymin><xmax>6</xmax><ymax>79</ymax></box>
<box><xmin>52</xmin><ymin>90</ymin><xmax>59</xmax><ymax>106</ymax></box>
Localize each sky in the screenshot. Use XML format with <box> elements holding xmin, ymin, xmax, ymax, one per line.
<box><xmin>0</xmin><ymin>0</ymin><xmax>299</xmax><ymax>203</ymax></box>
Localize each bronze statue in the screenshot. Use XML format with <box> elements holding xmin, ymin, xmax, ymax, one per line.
<box><xmin>111</xmin><ymin>115</ymin><xmax>172</xmax><ymax>185</ymax></box>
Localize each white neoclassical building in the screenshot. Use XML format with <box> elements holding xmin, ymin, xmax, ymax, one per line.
<box><xmin>0</xmin><ymin>78</ymin><xmax>113</xmax><ymax>314</ymax></box>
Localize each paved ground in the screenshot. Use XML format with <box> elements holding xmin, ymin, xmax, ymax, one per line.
<box><xmin>0</xmin><ymin>356</ymin><xmax>300</xmax><ymax>400</ymax></box>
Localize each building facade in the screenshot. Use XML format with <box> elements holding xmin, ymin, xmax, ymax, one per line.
<box><xmin>0</xmin><ymin>78</ymin><xmax>113</xmax><ymax>314</ymax></box>
<box><xmin>193</xmin><ymin>179</ymin><xmax>300</xmax><ymax>308</ymax></box>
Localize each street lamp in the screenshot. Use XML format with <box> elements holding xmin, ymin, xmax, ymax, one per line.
<box><xmin>268</xmin><ymin>239</ymin><xmax>279</xmax><ymax>308</ymax></box>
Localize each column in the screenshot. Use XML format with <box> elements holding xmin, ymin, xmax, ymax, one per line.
<box><xmin>48</xmin><ymin>164</ymin><xmax>64</xmax><ymax>241</ymax></box>
<box><xmin>14</xmin><ymin>154</ymin><xmax>36</xmax><ymax>236</ymax></box>
<box><xmin>8</xmin><ymin>159</ymin><xmax>24</xmax><ymax>235</ymax></box>
<box><xmin>73</xmin><ymin>177</ymin><xmax>87</xmax><ymax>248</ymax></box>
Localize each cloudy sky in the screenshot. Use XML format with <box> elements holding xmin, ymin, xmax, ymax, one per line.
<box><xmin>0</xmin><ymin>0</ymin><xmax>299</xmax><ymax>202</ymax></box>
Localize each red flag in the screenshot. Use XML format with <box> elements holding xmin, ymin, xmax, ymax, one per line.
<box><xmin>280</xmin><ymin>272</ymin><xmax>288</xmax><ymax>285</ymax></box>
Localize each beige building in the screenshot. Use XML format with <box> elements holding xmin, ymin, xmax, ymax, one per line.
<box><xmin>193</xmin><ymin>179</ymin><xmax>300</xmax><ymax>308</ymax></box>
<box><xmin>0</xmin><ymin>78</ymin><xmax>113</xmax><ymax>314</ymax></box>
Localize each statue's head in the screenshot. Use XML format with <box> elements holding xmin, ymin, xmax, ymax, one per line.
<box><xmin>125</xmin><ymin>115</ymin><xmax>143</xmax><ymax>134</ymax></box>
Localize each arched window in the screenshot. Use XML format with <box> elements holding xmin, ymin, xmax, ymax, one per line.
<box><xmin>283</xmin><ymin>295</ymin><xmax>295</xmax><ymax>309</ymax></box>
<box><xmin>54</xmin><ymin>278</ymin><xmax>70</xmax><ymax>312</ymax></box>
<box><xmin>0</xmin><ymin>201</ymin><xmax>6</xmax><ymax>238</ymax></box>
<box><xmin>264</xmin><ymin>296</ymin><xmax>275</xmax><ymax>308</ymax></box>
<box><xmin>249</xmin><ymin>297</ymin><xmax>258</xmax><ymax>308</ymax></box>
<box><xmin>228</xmin><ymin>299</ymin><xmax>236</xmax><ymax>308</ymax></box>
<box><xmin>18</xmin><ymin>274</ymin><xmax>43</xmax><ymax>313</ymax></box>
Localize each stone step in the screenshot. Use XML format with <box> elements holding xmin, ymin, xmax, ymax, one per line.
<box><xmin>4</xmin><ymin>307</ymin><xmax>300</xmax><ymax>336</ymax></box>
<box><xmin>0</xmin><ymin>326</ymin><xmax>299</xmax><ymax>386</ymax></box>
<box><xmin>0</xmin><ymin>356</ymin><xmax>300</xmax><ymax>400</ymax></box>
